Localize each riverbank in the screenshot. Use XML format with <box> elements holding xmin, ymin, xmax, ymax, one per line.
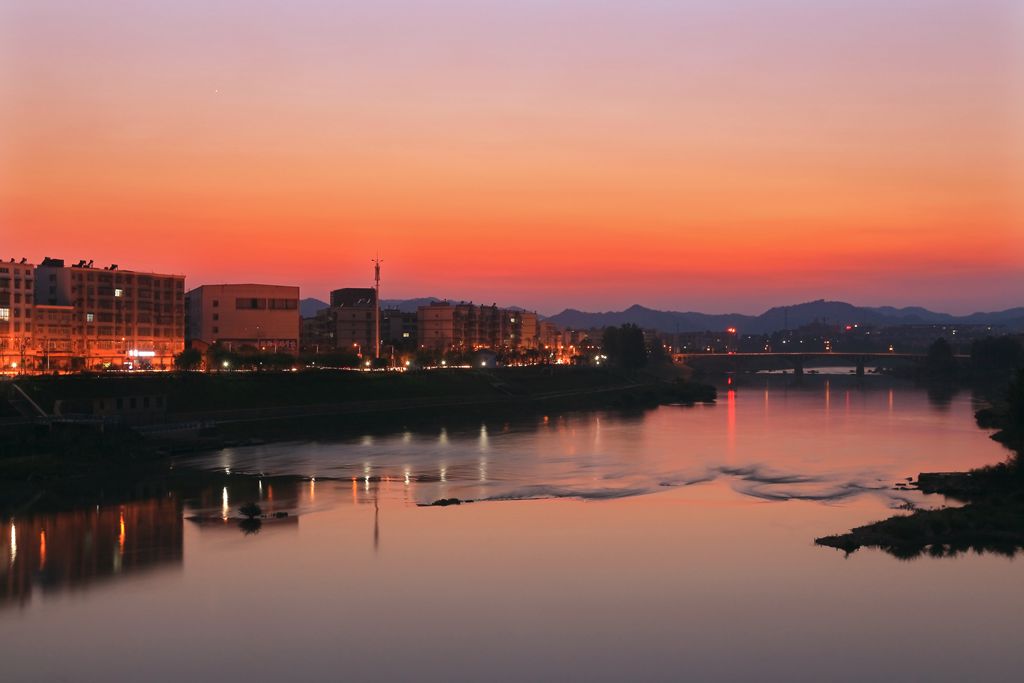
<box><xmin>816</xmin><ymin>369</ymin><xmax>1024</xmax><ymax>558</ymax></box>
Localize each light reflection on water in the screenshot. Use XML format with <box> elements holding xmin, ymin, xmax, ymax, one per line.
<box><xmin>1</xmin><ymin>379</ymin><xmax>1021</xmax><ymax>682</ymax></box>
<box><xmin>184</xmin><ymin>379</ymin><xmax>1003</xmax><ymax>511</ymax></box>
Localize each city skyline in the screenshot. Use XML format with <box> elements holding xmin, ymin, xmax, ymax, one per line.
<box><xmin>2</xmin><ymin>1</ymin><xmax>1021</xmax><ymax>315</ymax></box>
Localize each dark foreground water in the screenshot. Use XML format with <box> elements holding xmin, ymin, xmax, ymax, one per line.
<box><xmin>2</xmin><ymin>378</ymin><xmax>1021</xmax><ymax>681</ymax></box>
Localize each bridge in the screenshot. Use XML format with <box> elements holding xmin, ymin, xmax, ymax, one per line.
<box><xmin>676</xmin><ymin>352</ymin><xmax>963</xmax><ymax>377</ymax></box>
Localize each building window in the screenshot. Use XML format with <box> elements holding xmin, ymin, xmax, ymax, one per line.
<box><xmin>236</xmin><ymin>298</ymin><xmax>267</xmax><ymax>310</ymax></box>
<box><xmin>87</xmin><ymin>312</ymin><xmax>95</xmax><ymax>323</ymax></box>
<box><xmin>212</xmin><ymin>299</ymin><xmax>219</xmax><ymax>308</ymax></box>
<box><xmin>114</xmin><ymin>288</ymin><xmax>124</xmax><ymax>297</ymax></box>
<box><xmin>0</xmin><ymin>307</ymin><xmax>8</xmax><ymax>321</ymax></box>
<box><xmin>212</xmin><ymin>313</ymin><xmax>219</xmax><ymax>321</ymax></box>
<box><xmin>212</xmin><ymin>326</ymin><xmax>219</xmax><ymax>334</ymax></box>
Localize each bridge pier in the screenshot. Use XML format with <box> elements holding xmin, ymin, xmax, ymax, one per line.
<box><xmin>855</xmin><ymin>358</ymin><xmax>865</xmax><ymax>377</ymax></box>
<box><xmin>793</xmin><ymin>358</ymin><xmax>804</xmax><ymax>377</ymax></box>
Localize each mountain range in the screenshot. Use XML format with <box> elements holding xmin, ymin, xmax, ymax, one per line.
<box><xmin>545</xmin><ymin>300</ymin><xmax>1024</xmax><ymax>334</ymax></box>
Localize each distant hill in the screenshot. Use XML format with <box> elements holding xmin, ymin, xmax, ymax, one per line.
<box><xmin>299</xmin><ymin>298</ymin><xmax>329</xmax><ymax>318</ymax></box>
<box><xmin>546</xmin><ymin>300</ymin><xmax>1024</xmax><ymax>334</ymax></box>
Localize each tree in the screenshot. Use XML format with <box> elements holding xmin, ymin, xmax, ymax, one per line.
<box><xmin>174</xmin><ymin>348</ymin><xmax>203</xmax><ymax>371</ymax></box>
<box><xmin>971</xmin><ymin>336</ymin><xmax>1023</xmax><ymax>376</ymax></box>
<box><xmin>239</xmin><ymin>502</ymin><xmax>262</xmax><ymax>519</ymax></box>
<box><xmin>648</xmin><ymin>335</ymin><xmax>671</xmax><ymax>367</ymax></box>
<box><xmin>925</xmin><ymin>338</ymin><xmax>957</xmax><ymax>378</ymax></box>
<box><xmin>602</xmin><ymin>324</ymin><xmax>647</xmax><ymax>370</ymax></box>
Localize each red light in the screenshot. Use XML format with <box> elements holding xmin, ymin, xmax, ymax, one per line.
<box><xmin>726</xmin><ymin>327</ymin><xmax>737</xmax><ymax>334</ymax></box>
<box><xmin>727</xmin><ymin>376</ymin><xmax>733</xmax><ymax>385</ymax></box>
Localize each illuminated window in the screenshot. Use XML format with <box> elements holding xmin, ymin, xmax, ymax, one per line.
<box><xmin>114</xmin><ymin>288</ymin><xmax>124</xmax><ymax>297</ymax></box>
<box><xmin>402</xmin><ymin>332</ymin><xmax>410</xmax><ymax>338</ymax></box>
<box><xmin>86</xmin><ymin>312</ymin><xmax>95</xmax><ymax>323</ymax></box>
<box><xmin>0</xmin><ymin>307</ymin><xmax>8</xmax><ymax>321</ymax></box>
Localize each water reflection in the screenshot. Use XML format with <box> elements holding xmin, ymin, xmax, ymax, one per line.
<box><xmin>174</xmin><ymin>377</ymin><xmax>1005</xmax><ymax>519</ymax></box>
<box><xmin>926</xmin><ymin>382</ymin><xmax>957</xmax><ymax>409</ymax></box>
<box><xmin>3</xmin><ymin>378</ymin><xmax>1023</xmax><ymax>683</ymax></box>
<box><xmin>184</xmin><ymin>478</ymin><xmax>304</xmax><ymax>536</ymax></box>
<box><xmin>1</xmin><ymin>377</ymin><xmax>1013</xmax><ymax>617</ymax></box>
<box><xmin>1</xmin><ymin>498</ymin><xmax>183</xmax><ymax>609</ymax></box>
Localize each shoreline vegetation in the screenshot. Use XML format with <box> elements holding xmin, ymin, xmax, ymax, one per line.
<box><xmin>816</xmin><ymin>368</ymin><xmax>1024</xmax><ymax>558</ymax></box>
<box><xmin>0</xmin><ymin>366</ymin><xmax>714</xmax><ymax>514</ymax></box>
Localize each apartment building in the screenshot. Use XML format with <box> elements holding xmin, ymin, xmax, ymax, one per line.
<box><xmin>417</xmin><ymin>302</ymin><xmax>541</xmax><ymax>352</ymax></box>
<box><xmin>382</xmin><ymin>308</ymin><xmax>418</xmax><ymax>350</ymax></box>
<box><xmin>186</xmin><ymin>284</ymin><xmax>300</xmax><ymax>353</ymax></box>
<box><xmin>417</xmin><ymin>301</ymin><xmax>481</xmax><ymax>351</ymax></box>
<box><xmin>330</xmin><ymin>288</ymin><xmax>378</xmax><ymax>354</ymax></box>
<box><xmin>0</xmin><ymin>258</ymin><xmax>35</xmax><ymax>371</ymax></box>
<box><xmin>35</xmin><ymin>258</ymin><xmax>185</xmax><ymax>370</ymax></box>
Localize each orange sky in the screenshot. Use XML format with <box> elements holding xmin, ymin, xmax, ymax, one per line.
<box><xmin>1</xmin><ymin>0</ymin><xmax>1022</xmax><ymax>314</ymax></box>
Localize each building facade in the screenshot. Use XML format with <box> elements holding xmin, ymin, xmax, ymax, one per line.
<box><xmin>329</xmin><ymin>288</ymin><xmax>378</xmax><ymax>355</ymax></box>
<box><xmin>34</xmin><ymin>258</ymin><xmax>185</xmax><ymax>370</ymax></box>
<box><xmin>382</xmin><ymin>308</ymin><xmax>418</xmax><ymax>350</ymax></box>
<box><xmin>417</xmin><ymin>301</ymin><xmax>543</xmax><ymax>353</ymax></box>
<box><xmin>186</xmin><ymin>284</ymin><xmax>300</xmax><ymax>353</ymax></box>
<box><xmin>0</xmin><ymin>259</ymin><xmax>35</xmax><ymax>372</ymax></box>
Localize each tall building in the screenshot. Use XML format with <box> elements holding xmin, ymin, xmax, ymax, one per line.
<box><xmin>329</xmin><ymin>287</ymin><xmax>378</xmax><ymax>355</ymax></box>
<box><xmin>35</xmin><ymin>258</ymin><xmax>185</xmax><ymax>370</ymax></box>
<box><xmin>499</xmin><ymin>310</ymin><xmax>539</xmax><ymax>350</ymax></box>
<box><xmin>416</xmin><ymin>302</ymin><xmax>542</xmax><ymax>353</ymax></box>
<box><xmin>539</xmin><ymin>321</ymin><xmax>561</xmax><ymax>356</ymax></box>
<box><xmin>186</xmin><ymin>284</ymin><xmax>300</xmax><ymax>353</ymax></box>
<box><xmin>0</xmin><ymin>258</ymin><xmax>35</xmax><ymax>372</ymax></box>
<box><xmin>382</xmin><ymin>308</ymin><xmax>418</xmax><ymax>350</ymax></box>
<box><xmin>417</xmin><ymin>301</ymin><xmax>482</xmax><ymax>351</ymax></box>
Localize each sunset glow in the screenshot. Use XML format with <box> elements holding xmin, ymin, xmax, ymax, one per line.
<box><xmin>2</xmin><ymin>0</ymin><xmax>1021</xmax><ymax>313</ymax></box>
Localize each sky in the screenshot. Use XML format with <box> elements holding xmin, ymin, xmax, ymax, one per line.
<box><xmin>1</xmin><ymin>0</ymin><xmax>1022</xmax><ymax>315</ymax></box>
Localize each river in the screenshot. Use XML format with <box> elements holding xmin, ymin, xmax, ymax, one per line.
<box><xmin>1</xmin><ymin>376</ymin><xmax>1021</xmax><ymax>681</ymax></box>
